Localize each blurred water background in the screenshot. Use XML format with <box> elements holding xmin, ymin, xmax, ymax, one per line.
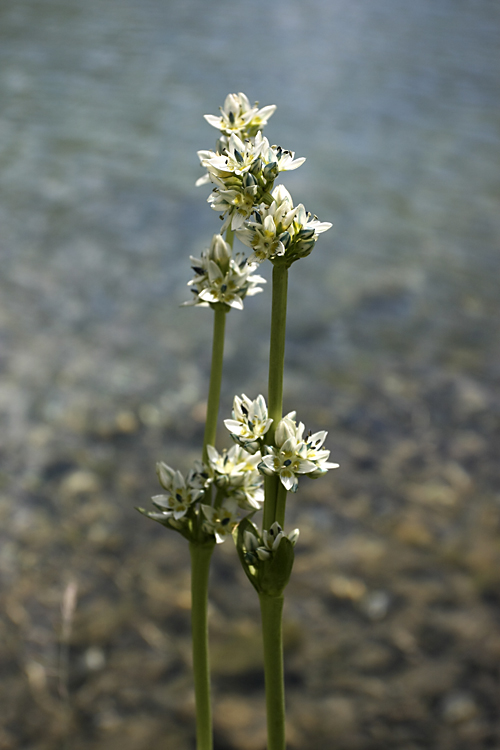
<box><xmin>1</xmin><ymin>0</ymin><xmax>499</xmax><ymax>748</ymax></box>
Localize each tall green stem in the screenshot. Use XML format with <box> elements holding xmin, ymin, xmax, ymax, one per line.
<box><xmin>263</xmin><ymin>263</ymin><xmax>289</xmax><ymax>531</ymax></box>
<box><xmin>267</xmin><ymin>264</ymin><xmax>288</xmax><ymax>438</ymax></box>
<box><xmin>190</xmin><ymin>542</ymin><xmax>216</xmax><ymax>750</ymax></box>
<box><xmin>259</xmin><ymin>594</ymin><xmax>286</xmax><ymax>750</ymax></box>
<box><xmin>192</xmin><ymin>228</ymin><xmax>232</xmax><ymax>746</ymax></box>
<box><xmin>202</xmin><ymin>305</ymin><xmax>227</xmax><ymax>465</ymax></box>
<box><xmin>260</xmin><ymin>263</ymin><xmax>290</xmax><ymax>750</ymax></box>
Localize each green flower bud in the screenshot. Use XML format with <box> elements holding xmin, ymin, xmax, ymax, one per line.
<box><xmin>250</xmin><ymin>157</ymin><xmax>263</xmax><ymax>176</ymax></box>
<box><xmin>297</xmin><ymin>228</ymin><xmax>315</xmax><ymax>241</ymax></box>
<box><xmin>263</xmin><ymin>162</ymin><xmax>279</xmax><ymax>181</ymax></box>
<box><xmin>242</xmin><ymin>172</ymin><xmax>258</xmax><ymax>189</ymax></box>
<box><xmin>279</xmin><ymin>231</ymin><xmax>291</xmax><ymax>249</ymax></box>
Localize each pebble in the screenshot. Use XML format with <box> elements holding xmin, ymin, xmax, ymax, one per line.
<box><xmin>442</xmin><ymin>692</ymin><xmax>478</xmax><ymax>724</ymax></box>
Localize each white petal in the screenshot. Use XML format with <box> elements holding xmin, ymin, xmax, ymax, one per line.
<box><xmin>280</xmin><ymin>473</ymin><xmax>298</xmax><ymax>492</ymax></box>
<box><xmin>204</xmin><ymin>114</ymin><xmax>223</xmax><ymax>129</ymax></box>
<box><xmin>195</xmin><ymin>173</ymin><xmax>211</xmax><ymax>186</ymax></box>
<box><xmin>284</xmin><ymin>157</ymin><xmax>306</xmax><ymax>171</ymax></box>
<box><xmin>151</xmin><ymin>495</ymin><xmax>172</xmax><ymax>509</ymax></box>
<box><xmin>227</xmin><ymin>296</ymin><xmax>244</xmax><ymax>310</ymax></box>
<box><xmin>206</xmin><ymin>445</ymin><xmax>219</xmax><ymax>464</ymax></box>
<box><xmin>295</xmin><ymin>459</ymin><xmax>318</xmax><ymax>474</ymax></box>
<box><xmin>224</xmin><ymin>419</ymin><xmax>245</xmax><ymax>436</ymax></box>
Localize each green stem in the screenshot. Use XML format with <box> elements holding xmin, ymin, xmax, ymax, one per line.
<box><xmin>190</xmin><ymin>542</ymin><xmax>216</xmax><ymax>750</ymax></box>
<box><xmin>259</xmin><ymin>593</ymin><xmax>286</xmax><ymax>750</ymax></box>
<box><xmin>275</xmin><ymin>482</ymin><xmax>288</xmax><ymax>529</ymax></box>
<box><xmin>202</xmin><ymin>305</ymin><xmax>227</xmax><ymax>465</ymax></box>
<box><xmin>263</xmin><ymin>474</ymin><xmax>279</xmax><ymax>531</ymax></box>
<box><xmin>267</xmin><ymin>264</ymin><xmax>288</xmax><ymax>438</ymax></box>
<box><xmin>225</xmin><ymin>225</ymin><xmax>234</xmax><ymax>249</ymax></box>
<box><xmin>263</xmin><ymin>263</ymin><xmax>289</xmax><ymax>531</ymax></box>
<box><xmin>191</xmin><ymin>227</ymin><xmax>232</xmax><ymax>746</ymax></box>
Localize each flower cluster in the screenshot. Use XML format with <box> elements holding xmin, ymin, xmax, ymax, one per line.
<box><xmin>259</xmin><ymin>413</ymin><xmax>339</xmax><ymax>492</ymax></box>
<box><xmin>200</xmin><ymin>504</ymin><xmax>239</xmax><ymax>545</ymax></box>
<box><xmin>184</xmin><ymin>234</ymin><xmax>265</xmax><ymax>310</ymax></box>
<box><xmin>236</xmin><ymin>185</ymin><xmax>332</xmax><ymax>266</ymax></box>
<box><xmin>140</xmin><ymin>439</ymin><xmax>265</xmax><ymax>543</ymax></box>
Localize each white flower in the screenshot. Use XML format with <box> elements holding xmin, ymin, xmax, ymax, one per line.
<box><xmin>196</xmin><ymin>260</ymin><xmax>256</xmax><ymax>309</ymax></box>
<box><xmin>199</xmin><ymin>132</ymin><xmax>270</xmax><ymax>181</ymax></box>
<box><xmin>274</xmin><ymin>412</ymin><xmax>305</xmax><ymax>447</ymax></box>
<box><xmin>201</xmin><ymin>503</ymin><xmax>239</xmax><ymax>544</ymax></box>
<box><xmin>259</xmin><ymin>437</ymin><xmax>317</xmax><ymax>492</ymax></box>
<box><xmin>224</xmin><ymin>394</ymin><xmax>273</xmax><ymax>453</ymax></box>
<box><xmin>269</xmin><ymin>145</ymin><xmax>306</xmax><ymax>174</ymax></box>
<box><xmin>302</xmin><ymin>430</ymin><xmax>340</xmax><ymax>478</ymax></box>
<box><xmin>206</xmin><ymin>444</ymin><xmax>264</xmax><ymax>510</ymax></box>
<box><xmin>152</xmin><ymin>464</ymin><xmax>205</xmax><ymax>519</ymax></box>
<box><xmin>259</xmin><ymin>412</ymin><xmax>339</xmax><ymax>490</ymax></box>
<box><xmin>229</xmin><ymin>470</ymin><xmax>265</xmax><ymax>510</ymax></box>
<box><xmin>203</xmin><ymin>92</ymin><xmax>276</xmax><ymax>139</ymax></box>
<box><xmin>206</xmin><ymin>183</ymin><xmax>259</xmax><ymax>231</ymax></box>
<box><xmin>207</xmin><ymin>444</ymin><xmax>257</xmax><ymax>482</ymax></box>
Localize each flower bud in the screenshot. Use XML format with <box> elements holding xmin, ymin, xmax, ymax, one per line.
<box><xmin>250</xmin><ymin>157</ymin><xmax>263</xmax><ymax>176</ymax></box>
<box><xmin>297</xmin><ymin>228</ymin><xmax>315</xmax><ymax>241</ymax></box>
<box><xmin>274</xmin><ymin>417</ymin><xmax>296</xmax><ymax>448</ymax></box>
<box><xmin>242</xmin><ymin>172</ymin><xmax>258</xmax><ymax>189</ymax></box>
<box><xmin>208</xmin><ymin>234</ymin><xmax>232</xmax><ymax>267</ymax></box>
<box><xmin>244</xmin><ymin>530</ymin><xmax>259</xmax><ymax>552</ymax></box>
<box><xmin>288</xmin><ymin>528</ymin><xmax>300</xmax><ymax>546</ymax></box>
<box><xmin>263</xmin><ymin>162</ymin><xmax>279</xmax><ymax>181</ymax></box>
<box><xmin>296</xmin><ymin>238</ymin><xmax>316</xmax><ymax>256</ymax></box>
<box><xmin>156</xmin><ymin>462</ymin><xmax>175</xmax><ymax>490</ymax></box>
<box><xmin>256</xmin><ymin>547</ymin><xmax>272</xmax><ymax>561</ymax></box>
<box><xmin>279</xmin><ymin>231</ymin><xmax>291</xmax><ymax>249</ymax></box>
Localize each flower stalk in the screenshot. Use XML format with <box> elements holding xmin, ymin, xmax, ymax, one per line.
<box><xmin>259</xmin><ymin>261</ymin><xmax>289</xmax><ymax>749</ymax></box>
<box><xmin>202</xmin><ymin>304</ymin><xmax>227</xmax><ymax>465</ymax></box>
<box><xmin>259</xmin><ymin>593</ymin><xmax>286</xmax><ymax>750</ymax></box>
<box><xmin>267</xmin><ymin>263</ymin><xmax>288</xmax><ymax>440</ymax></box>
<box><xmin>190</xmin><ymin>541</ymin><xmax>216</xmax><ymax>750</ymax></box>
<box><xmin>263</xmin><ymin>263</ymin><xmax>288</xmax><ymax>531</ymax></box>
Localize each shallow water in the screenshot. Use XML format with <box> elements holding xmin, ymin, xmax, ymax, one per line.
<box><xmin>1</xmin><ymin>1</ymin><xmax>500</xmax><ymax>748</ymax></box>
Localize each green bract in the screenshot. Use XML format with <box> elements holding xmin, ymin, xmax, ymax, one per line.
<box><xmin>234</xmin><ymin>518</ymin><xmax>298</xmax><ymax>597</ymax></box>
